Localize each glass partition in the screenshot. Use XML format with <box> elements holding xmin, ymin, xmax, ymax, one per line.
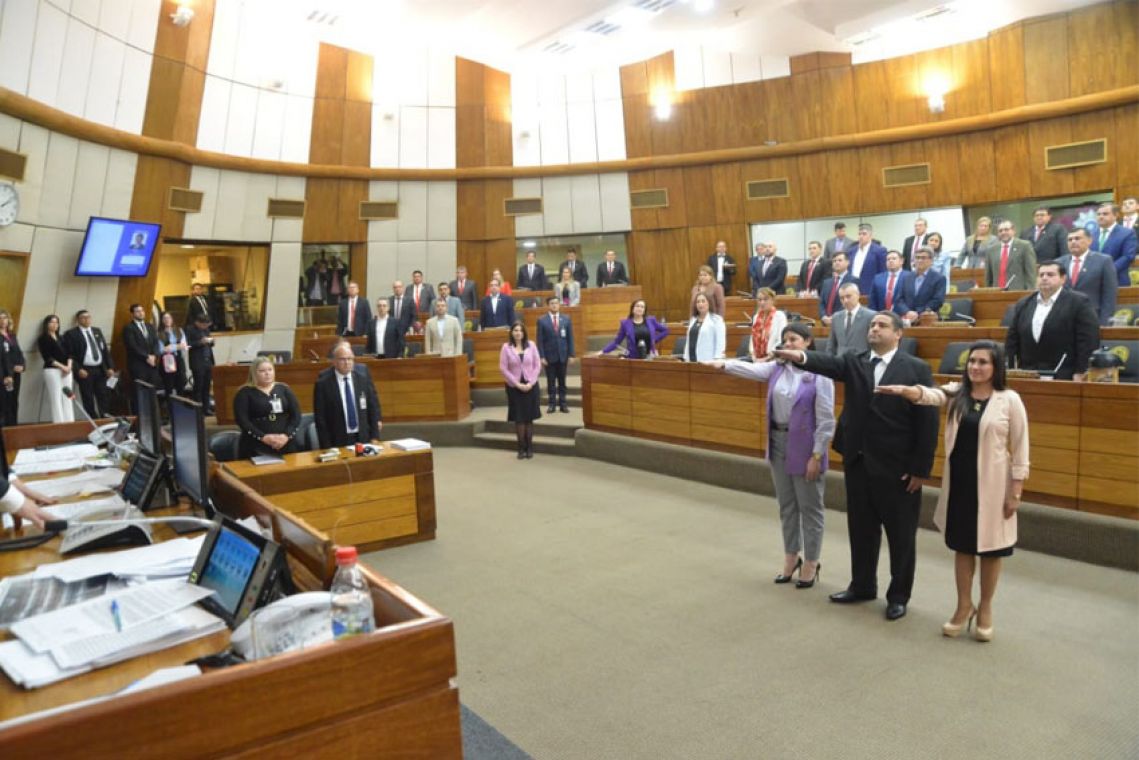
<box><xmin>154</xmin><ymin>243</ymin><xmax>269</xmax><ymax>331</ymax></box>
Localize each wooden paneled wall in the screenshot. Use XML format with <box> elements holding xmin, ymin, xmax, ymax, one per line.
<box><xmin>303</xmin><ymin>43</ymin><xmax>373</xmax><ymax>244</ymax></box>
<box><xmin>455</xmin><ymin>58</ymin><xmax>515</xmax><ymax>291</ymax></box>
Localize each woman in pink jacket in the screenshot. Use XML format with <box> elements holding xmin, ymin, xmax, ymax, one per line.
<box><xmin>878</xmin><ymin>340</ymin><xmax>1029</xmax><ymax>642</ymax></box>
<box><xmin>499</xmin><ymin>320</ymin><xmax>543</xmax><ymax>459</ymax></box>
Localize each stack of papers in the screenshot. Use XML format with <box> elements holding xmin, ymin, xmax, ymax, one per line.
<box><xmin>28</xmin><ymin>469</ymin><xmax>125</xmax><ymax>499</ymax></box>
<box><xmin>388</xmin><ymin>438</ymin><xmax>431</xmax><ymax>451</ymax></box>
<box><xmin>11</xmin><ymin>444</ymin><xmax>102</xmax><ymax>476</ymax></box>
<box><xmin>34</xmin><ymin>536</ymin><xmax>205</xmax><ymax>583</ymax></box>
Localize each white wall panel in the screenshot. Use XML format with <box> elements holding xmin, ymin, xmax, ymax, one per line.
<box><xmin>126</xmin><ymin>0</ymin><xmax>161</xmax><ymax>53</ymax></box>
<box><xmin>0</xmin><ymin>0</ymin><xmax>38</xmax><ymax>94</ymax></box>
<box><xmin>398</xmin><ymin>48</ymin><xmax>429</xmax><ymax>108</ymax></box>
<box><xmin>205</xmin><ymin>0</ymin><xmax>239</xmax><ymax>79</ymax></box>
<box><xmin>0</xmin><ymin>223</ymin><xmax>35</xmax><ymax>254</ymax></box>
<box><xmin>240</xmin><ymin>173</ymin><xmax>275</xmax><ymax>240</ymax></box>
<box><xmin>114</xmin><ymin>46</ymin><xmax>151</xmax><ymax>133</ymax></box>
<box><xmin>70</xmin><ymin>0</ymin><xmax>100</xmax><ymax>26</ymax></box>
<box><xmin>283</xmin><ymin>39</ymin><xmax>319</xmax><ymax>97</ymax></box>
<box><xmin>271</xmin><ymin>176</ymin><xmax>305</xmax><ymax>243</ymax></box>
<box><xmin>425</xmin><ymin>241</ymin><xmax>457</xmax><ymax>287</ymax></box>
<box><xmin>565</xmin><ymin>71</ymin><xmax>593</xmax><ymax>104</ymax></box>
<box><xmin>100</xmin><ymin>149</ymin><xmax>136</xmax><ymax>218</ymax></box>
<box><xmin>370</xmin><ymin>48</ymin><xmax>401</xmax><ymax>114</ymax></box>
<box><xmin>196</xmin><ymin>75</ymin><xmax>231</xmax><ymax>152</ymax></box>
<box><xmin>85</xmin><ymin>33</ymin><xmax>125</xmax><ymax>127</ymax></box>
<box><xmin>540</xmin><ymin>177</ymin><xmax>573</xmax><ymax>235</ymax></box>
<box><xmin>224</xmin><ymin>83</ymin><xmax>258</xmax><ymax>157</ymax></box>
<box><xmin>673</xmin><ymin>46</ymin><xmax>704</xmax><ymax>91</ymax></box>
<box><xmin>98</xmin><ymin>0</ymin><xmax>131</xmax><ymax>40</ymax></box>
<box><xmin>761</xmin><ymin>56</ymin><xmax>791</xmax><ymax>79</ymax></box>
<box><xmin>702</xmin><ymin>49</ymin><xmax>733</xmax><ymax>88</ymax></box>
<box><xmin>570</xmin><ymin>175</ymin><xmax>602</xmax><ymax>234</ymax></box>
<box><xmin>512</xmin><ymin>178</ymin><xmax>543</xmax><ymax>239</ymax></box>
<box><xmin>184</xmin><ymin>166</ymin><xmax>220</xmax><ymax>239</ymax></box>
<box><xmin>398</xmin><ymin>107</ymin><xmax>428</xmax><ymax>168</ymax></box>
<box><xmin>279</xmin><ymin>95</ymin><xmax>312</xmax><ymax>163</ymax></box>
<box><xmin>594</xmin><ymin>99</ymin><xmax>626</xmax><ymax>162</ymax></box>
<box><xmin>0</xmin><ymin>114</ymin><xmax>18</xmax><ymax>151</ymax></box>
<box><xmin>599</xmin><ymin>173</ymin><xmax>632</xmax><ymax>232</ymax></box>
<box><xmin>537</xmin><ymin>73</ymin><xmax>566</xmax><ymax>108</ymax></box>
<box><xmin>396</xmin><ymin>241</ymin><xmax>428</xmax><ymax>283</ymax></box>
<box><xmin>593</xmin><ymin>67</ymin><xmax>622</xmax><ymax>101</ymax></box>
<box><xmin>512</xmin><ymin>130</ymin><xmax>541</xmax><ymax>168</ymax></box>
<box><xmin>567</xmin><ymin>101</ymin><xmax>598</xmax><ymax>164</ymax></box>
<box><xmin>366</xmin><ymin>181</ymin><xmax>399</xmax><ymax>242</ymax></box>
<box><xmin>367</xmin><ymin>242</ymin><xmax>398</xmax><ymax>298</ymax></box>
<box><xmin>39</xmin><ymin>134</ymin><xmax>79</xmax><ymax>229</ymax></box>
<box><xmin>263</xmin><ymin>242</ymin><xmax>301</xmax><ymax>333</ymax></box>
<box><xmin>68</xmin><ymin>142</ymin><xmax>110</xmax><ymax>229</ymax></box>
<box><xmin>396</xmin><ymin>181</ymin><xmax>428</xmax><ymax>241</ymax></box>
<box><xmin>427</xmin><ymin>50</ymin><xmax>455</xmax><ymax>108</ymax></box>
<box><xmin>426</xmin><ymin>181</ymin><xmax>456</xmax><ymax>241</ymax></box>
<box><xmin>57</xmin><ymin>19</ymin><xmax>96</xmax><ymax>117</ymax></box>
<box><xmin>212</xmin><ymin>171</ymin><xmax>250</xmax><ymax>240</ymax></box>
<box><xmin>538</xmin><ymin>102</ymin><xmax>569</xmax><ymax>166</ymax></box>
<box><xmin>16</xmin><ymin>125</ymin><xmax>49</xmax><ymax>225</ymax></box>
<box><xmin>251</xmin><ymin>90</ymin><xmax>287</xmax><ymax>160</ymax></box>
<box><xmin>371</xmin><ymin>105</ymin><xmax>400</xmax><ymax>168</ymax></box>
<box><xmin>730</xmin><ymin>52</ymin><xmax>762</xmax><ymax>84</ymax></box>
<box><xmin>427</xmin><ymin>107</ymin><xmax>455</xmax><ymax>169</ymax></box>
<box><xmin>27</xmin><ymin>3</ymin><xmax>67</xmax><ymax>106</ymax></box>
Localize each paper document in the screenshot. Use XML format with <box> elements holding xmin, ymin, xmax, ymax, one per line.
<box><xmin>42</xmin><ymin>494</ymin><xmax>129</xmax><ymax>522</ymax></box>
<box><xmin>388</xmin><ymin>438</ymin><xmax>431</xmax><ymax>451</ymax></box>
<box><xmin>34</xmin><ymin>535</ymin><xmax>205</xmax><ymax>583</ymax></box>
<box><xmin>0</xmin><ymin>574</ymin><xmax>125</xmax><ymax>630</ymax></box>
<box><xmin>12</xmin><ymin>444</ymin><xmax>101</xmax><ymax>475</ymax></box>
<box><xmin>30</xmin><ymin>469</ymin><xmax>125</xmax><ymax>499</ymax></box>
<box><xmin>250</xmin><ymin>454</ymin><xmax>285</xmax><ymax>466</ymax></box>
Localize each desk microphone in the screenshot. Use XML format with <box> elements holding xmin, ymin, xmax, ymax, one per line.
<box><xmin>62</xmin><ymin>387</ymin><xmax>123</xmax><ymax>453</ymax></box>
<box><xmin>307</xmin><ymin>349</ymin><xmax>321</xmax><ymax>362</ymax></box>
<box><xmin>43</xmin><ymin>514</ymin><xmax>217</xmax><ymax>534</ymax></box>
<box><xmin>787</xmin><ymin>312</ymin><xmax>817</xmax><ymax>326</ymax></box>
<box><xmin>1001</xmin><ymin>273</ymin><xmax>1017</xmax><ymax>291</ymax></box>
<box><xmin>953</xmin><ymin>313</ymin><xmax>977</xmax><ymax>325</ymax></box>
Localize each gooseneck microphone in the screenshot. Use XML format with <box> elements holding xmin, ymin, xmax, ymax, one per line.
<box><xmin>62</xmin><ymin>386</ymin><xmax>121</xmax><ymax>452</ymax></box>
<box><xmin>43</xmin><ymin>515</ymin><xmax>217</xmax><ymax>534</ymax></box>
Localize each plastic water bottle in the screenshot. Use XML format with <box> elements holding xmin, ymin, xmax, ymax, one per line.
<box><xmin>330</xmin><ymin>546</ymin><xmax>375</xmax><ymax>639</ymax></box>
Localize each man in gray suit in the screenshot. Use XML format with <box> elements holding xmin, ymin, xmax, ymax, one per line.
<box><xmin>984</xmin><ymin>220</ymin><xmax>1037</xmax><ymax>290</ymax></box>
<box><xmin>435</xmin><ymin>282</ymin><xmax>466</xmax><ymax>322</ymax></box>
<box><xmin>1057</xmin><ymin>228</ymin><xmax>1118</xmax><ymax>325</ymax></box>
<box><xmin>826</xmin><ymin>283</ymin><xmax>874</xmax><ymax>355</ymax></box>
<box><xmin>824</xmin><ymin>222</ymin><xmax>857</xmax><ymax>261</ymax></box>
<box><xmin>1020</xmin><ymin>206</ymin><xmax>1067</xmax><ymax>265</ymax></box>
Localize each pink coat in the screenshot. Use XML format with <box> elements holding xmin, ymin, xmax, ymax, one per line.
<box><xmin>499</xmin><ymin>343</ymin><xmax>541</xmax><ymax>388</ymax></box>
<box><xmin>917</xmin><ymin>385</ymin><xmax>1030</xmax><ymax>552</ymax></box>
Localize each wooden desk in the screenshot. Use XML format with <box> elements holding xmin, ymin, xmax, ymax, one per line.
<box><xmin>965</xmin><ymin>286</ymin><xmax>1139</xmax><ymax>326</ymax></box>
<box><xmin>211</xmin><ymin>355</ymin><xmax>470</xmax><ymax>425</ymax></box>
<box><xmin>223</xmin><ymin>446</ymin><xmax>437</xmax><ymax>552</ymax></box>
<box><xmin>298</xmin><ymin>334</ymin><xmax>367</xmax><ymax>361</ymax></box>
<box><xmin>581</xmin><ymin>285</ymin><xmax>641</xmax><ymax>335</ymax></box>
<box><xmin>469</xmin><ymin>329</ymin><xmax>511</xmax><ymax>388</ymax></box>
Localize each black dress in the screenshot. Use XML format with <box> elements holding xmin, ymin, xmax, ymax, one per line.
<box><xmin>1</xmin><ymin>331</ymin><xmax>24</xmax><ymax>426</ymax></box>
<box><xmin>945</xmin><ymin>399</ymin><xmax>1014</xmax><ymax>557</ymax></box>
<box><xmin>233</xmin><ymin>383</ymin><xmax>302</xmax><ymax>458</ymax></box>
<box><xmin>632</xmin><ymin>321</ymin><xmax>651</xmax><ymax>358</ymax></box>
<box><xmin>504</xmin><ymin>350</ymin><xmax>542</xmax><ymax>423</ymax></box>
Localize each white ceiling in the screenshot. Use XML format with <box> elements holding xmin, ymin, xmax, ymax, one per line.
<box><xmin>263</xmin><ymin>0</ymin><xmax>1102</xmax><ymax>72</ymax></box>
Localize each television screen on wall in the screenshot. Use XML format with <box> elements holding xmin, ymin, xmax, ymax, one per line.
<box><xmin>74</xmin><ymin>217</ymin><xmax>161</xmax><ymax>277</ymax></box>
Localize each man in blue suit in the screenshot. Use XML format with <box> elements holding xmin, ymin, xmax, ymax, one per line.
<box><xmin>479</xmin><ymin>277</ymin><xmax>515</xmax><ymax>329</ymax></box>
<box><xmin>849</xmin><ymin>223</ymin><xmax>887</xmax><ymax>295</ymax></box>
<box><xmin>869</xmin><ymin>251</ymin><xmax>911</xmax><ymax>315</ymax></box>
<box><xmin>1059</xmin><ymin>228</ymin><xmax>1118</xmax><ymax>325</ymax></box>
<box><xmin>1092</xmin><ymin>202</ymin><xmax>1138</xmax><ymax>281</ymax></box>
<box><xmin>900</xmin><ymin>246</ymin><xmax>946</xmax><ymax>323</ymax></box>
<box><xmin>536</xmin><ymin>297</ymin><xmax>575</xmax><ymax>413</ymax></box>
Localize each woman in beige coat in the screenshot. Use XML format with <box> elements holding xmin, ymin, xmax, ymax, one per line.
<box><xmin>878</xmin><ymin>340</ymin><xmax>1028</xmax><ymax>642</ymax></box>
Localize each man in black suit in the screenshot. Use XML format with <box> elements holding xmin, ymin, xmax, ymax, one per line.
<box><xmin>365</xmin><ymin>299</ymin><xmax>405</xmax><ymax>359</ymax></box>
<box><xmin>900</xmin><ymin>218</ymin><xmax>929</xmax><ymax>270</ymax></box>
<box><xmin>1005</xmin><ymin>261</ymin><xmax>1099</xmax><ymax>380</ymax></box>
<box><xmin>185</xmin><ymin>282</ymin><xmax>212</xmax><ymax>326</ymax></box>
<box><xmin>449</xmin><ymin>266</ymin><xmax>479</xmax><ymax>311</ymax></box>
<box><xmin>121</xmin><ymin>303</ymin><xmax>160</xmax><ymax>389</ymax></box>
<box><xmin>185</xmin><ymin>312</ymin><xmax>215</xmax><ymax>411</ymax></box>
<box><xmin>595</xmin><ymin>250</ymin><xmax>628</xmax><ymax>287</ymax></box>
<box><xmin>64</xmin><ymin>309</ymin><xmax>116</xmax><ymax>418</ymax></box>
<box><xmin>313</xmin><ymin>342</ymin><xmax>382</xmax><ymax>448</ymax></box>
<box><xmin>516</xmin><ymin>251</ymin><xmax>547</xmax><ymax>290</ymax></box>
<box><xmin>774</xmin><ymin>312</ymin><xmax>939</xmax><ymax>621</ymax></box>
<box><xmin>559</xmin><ymin>249</ymin><xmax>589</xmax><ymax>289</ymax></box>
<box><xmin>1020</xmin><ymin>206</ymin><xmax>1067</xmax><ymax>265</ymax></box>
<box><xmin>751</xmin><ymin>242</ymin><xmax>787</xmax><ymax>295</ymax></box>
<box><xmin>336</xmin><ymin>282</ymin><xmax>372</xmax><ymax>336</ymax></box>
<box><xmin>404</xmin><ymin>271</ymin><xmax>435</xmax><ymax>318</ymax></box>
<box><xmin>823</xmin><ymin>222</ymin><xmax>856</xmax><ymax>261</ymax></box>
<box><xmin>706</xmin><ymin>240</ymin><xmax>736</xmax><ymax>296</ymax></box>
<box><xmin>479</xmin><ymin>278</ymin><xmax>515</xmax><ymax>329</ymax></box>
<box><xmin>387</xmin><ymin>280</ymin><xmax>413</xmax><ymax>335</ymax></box>
<box><xmin>797</xmin><ymin>241</ymin><xmax>830</xmax><ymax>294</ymax></box>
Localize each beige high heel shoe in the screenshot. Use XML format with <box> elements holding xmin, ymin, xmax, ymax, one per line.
<box><xmin>942</xmin><ymin>608</ymin><xmax>976</xmax><ymax>638</ymax></box>
<box><xmin>974</xmin><ymin>623</ymin><xmax>994</xmax><ymax>642</ymax></box>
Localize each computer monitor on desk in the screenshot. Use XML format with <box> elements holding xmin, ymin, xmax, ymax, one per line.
<box><xmin>168</xmin><ymin>395</ymin><xmax>215</xmax><ymax>518</ymax></box>
<box><xmin>134</xmin><ymin>379</ymin><xmax>161</xmax><ymax>456</ymax></box>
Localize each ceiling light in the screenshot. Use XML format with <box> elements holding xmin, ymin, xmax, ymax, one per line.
<box><xmin>607</xmin><ymin>6</ymin><xmax>656</xmax><ymax>31</ymax></box>
<box><xmin>651</xmin><ymin>89</ymin><xmax>673</xmax><ymax>120</ymax></box>
<box><xmin>170</xmin><ymin>2</ymin><xmax>195</xmax><ymax>26</ymax></box>
<box><xmin>693</xmin><ymin>0</ymin><xmax>714</xmax><ymax>12</ymax></box>
<box><xmin>523</xmin><ymin>240</ymin><xmax>537</xmax><ymax>248</ymax></box>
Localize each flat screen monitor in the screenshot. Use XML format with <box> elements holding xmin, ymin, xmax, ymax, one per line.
<box><xmin>74</xmin><ymin>217</ymin><xmax>161</xmax><ymax>277</ymax></box>
<box><xmin>168</xmin><ymin>394</ymin><xmax>212</xmax><ymax>515</ymax></box>
<box><xmin>133</xmin><ymin>380</ymin><xmax>161</xmax><ymax>456</ymax></box>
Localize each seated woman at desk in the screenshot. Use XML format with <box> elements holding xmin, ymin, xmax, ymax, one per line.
<box><xmin>37</xmin><ymin>314</ymin><xmax>74</xmax><ymax>423</ymax></box>
<box><xmin>690</xmin><ymin>265</ymin><xmax>725</xmax><ymax>317</ymax></box>
<box><xmin>684</xmin><ymin>293</ymin><xmax>726</xmax><ymax>361</ymax></box>
<box><xmin>599</xmin><ymin>299</ymin><xmax>669</xmax><ymax>359</ymax></box>
<box><xmin>553</xmin><ymin>267</ymin><xmax>581</xmax><ymax>307</ymax></box>
<box><xmin>233</xmin><ymin>358</ymin><xmax>302</xmax><ymax>459</ymax></box>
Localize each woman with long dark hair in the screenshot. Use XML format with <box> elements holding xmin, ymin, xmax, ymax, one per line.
<box><xmin>37</xmin><ymin>314</ymin><xmax>74</xmax><ymax>423</ymax></box>
<box><xmin>499</xmin><ymin>320</ymin><xmax>542</xmax><ymax>459</ymax></box>
<box><xmin>599</xmin><ymin>299</ymin><xmax>669</xmax><ymax>359</ymax></box>
<box><xmin>877</xmin><ymin>340</ymin><xmax>1029</xmax><ymax>641</ymax></box>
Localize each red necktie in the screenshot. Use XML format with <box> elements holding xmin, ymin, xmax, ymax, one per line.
<box><xmin>553</xmin><ymin>315</ymin><xmax>558</xmax><ymax>331</ymax></box>
<box><xmin>608</xmin><ymin>263</ymin><xmax>613</xmax><ymax>275</ymax></box>
<box><xmin>806</xmin><ymin>260</ymin><xmax>816</xmax><ymax>289</ymax></box>
<box><xmin>1070</xmin><ymin>257</ymin><xmax>1081</xmax><ymax>285</ymax></box>
<box><xmin>348</xmin><ymin>298</ymin><xmax>355</xmax><ymax>331</ymax></box>
<box><xmin>826</xmin><ymin>281</ymin><xmax>839</xmax><ymax>314</ymax></box>
<box><xmin>998</xmin><ymin>243</ymin><xmax>1010</xmax><ymax>288</ymax></box>
<box><xmin>885</xmin><ymin>273</ymin><xmax>896</xmax><ymax>310</ymax></box>
<box><xmin>414</xmin><ymin>286</ymin><xmax>421</xmax><ymax>311</ymax></box>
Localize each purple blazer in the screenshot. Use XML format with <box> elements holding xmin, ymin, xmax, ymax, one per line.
<box><xmin>499</xmin><ymin>343</ymin><xmax>541</xmax><ymax>387</ymax></box>
<box><xmin>601</xmin><ymin>317</ymin><xmax>670</xmax><ymax>358</ymax></box>
<box><xmin>766</xmin><ymin>364</ymin><xmax>831</xmax><ymax>476</ymax></box>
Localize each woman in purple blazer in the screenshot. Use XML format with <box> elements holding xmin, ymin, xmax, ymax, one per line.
<box><xmin>599</xmin><ymin>299</ymin><xmax>670</xmax><ymax>358</ymax></box>
<box><xmin>499</xmin><ymin>320</ymin><xmax>542</xmax><ymax>459</ymax></box>
<box><xmin>710</xmin><ymin>323</ymin><xmax>836</xmax><ymax>588</ymax></box>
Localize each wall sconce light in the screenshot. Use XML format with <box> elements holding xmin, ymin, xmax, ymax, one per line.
<box><xmin>651</xmin><ymin>90</ymin><xmax>673</xmax><ymax>121</ymax></box>
<box><xmin>922</xmin><ymin>72</ymin><xmax>949</xmax><ymax>114</ymax></box>
<box><xmin>927</xmin><ymin>93</ymin><xmax>945</xmax><ymax>113</ymax></box>
<box><xmin>171</xmin><ymin>4</ymin><xmax>195</xmax><ymax>26</ymax></box>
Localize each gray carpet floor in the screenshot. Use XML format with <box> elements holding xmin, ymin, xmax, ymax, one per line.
<box><xmin>363</xmin><ymin>448</ymin><xmax>1139</xmax><ymax>760</ymax></box>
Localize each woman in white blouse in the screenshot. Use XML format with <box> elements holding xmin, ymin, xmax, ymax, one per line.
<box><xmin>683</xmin><ymin>293</ymin><xmax>726</xmax><ymax>362</ymax></box>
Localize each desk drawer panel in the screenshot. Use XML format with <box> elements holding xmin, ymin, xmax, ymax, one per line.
<box><xmin>304</xmin><ymin>496</ymin><xmax>418</xmax><ymax>530</ymax></box>
<box><xmin>337</xmin><ymin>514</ymin><xmax>421</xmax><ymax>550</ymax></box>
<box><xmin>1079</xmin><ymin>427</ymin><xmax>1139</xmax><ymax>456</ymax></box>
<box><xmin>272</xmin><ymin>475</ymin><xmax>417</xmax><ymax>513</ymax></box>
<box><xmin>692</xmin><ymin>426</ymin><xmax>762</xmax><ymax>450</ymax></box>
<box><xmin>1026</xmin><ymin>469</ymin><xmax>1079</xmax><ymax>499</ymax></box>
<box><xmin>1079</xmin><ymin>477</ymin><xmax>1139</xmax><ymax>509</ymax></box>
<box><xmin>592</xmin><ymin>411</ymin><xmax>632</xmax><ymax>430</ymax></box>
<box><xmin>1078</xmin><ymin>450</ymin><xmax>1139</xmax><ymax>482</ymax></box>
<box><xmin>632</xmin><ymin>416</ymin><xmax>690</xmax><ymax>439</ymax></box>
<box><xmin>592</xmin><ymin>395</ymin><xmax>632</xmax><ymax>415</ymax></box>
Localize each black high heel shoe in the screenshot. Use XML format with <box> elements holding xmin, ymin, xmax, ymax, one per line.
<box><xmin>796</xmin><ymin>562</ymin><xmax>821</xmax><ymax>589</ymax></box>
<box><xmin>774</xmin><ymin>557</ymin><xmax>802</xmax><ymax>584</ymax></box>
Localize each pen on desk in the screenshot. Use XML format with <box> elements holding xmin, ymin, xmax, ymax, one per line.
<box><xmin>111</xmin><ymin>600</ymin><xmax>123</xmax><ymax>632</ymax></box>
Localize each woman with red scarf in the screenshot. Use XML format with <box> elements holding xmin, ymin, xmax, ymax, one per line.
<box><xmin>749</xmin><ymin>287</ymin><xmax>787</xmax><ymax>359</ymax></box>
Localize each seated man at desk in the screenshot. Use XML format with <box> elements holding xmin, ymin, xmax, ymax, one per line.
<box><xmin>313</xmin><ymin>341</ymin><xmax>382</xmax><ymax>448</ymax></box>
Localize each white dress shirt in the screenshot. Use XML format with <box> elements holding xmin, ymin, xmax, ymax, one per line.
<box><xmin>374</xmin><ymin>317</ymin><xmax>389</xmax><ymax>355</ymax></box>
<box><xmin>871</xmin><ymin>347</ymin><xmax>898</xmax><ymax>387</ymax></box>
<box><xmin>852</xmin><ymin>246</ymin><xmax>869</xmax><ymax>278</ymax></box>
<box><xmin>1032</xmin><ymin>290</ymin><xmax>1060</xmax><ymax>342</ymax></box>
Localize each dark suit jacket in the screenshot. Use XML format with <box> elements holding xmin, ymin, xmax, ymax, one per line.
<box><xmin>364</xmin><ymin>315</ymin><xmax>406</xmax><ymax>358</ymax></box>
<box><xmin>313</xmin><ymin>365</ymin><xmax>382</xmax><ymax>448</ymax></box>
<box><xmin>801</xmin><ymin>349</ymin><xmax>938</xmax><ymax>481</ymax></box>
<box><xmin>63</xmin><ymin>326</ymin><xmax>114</xmax><ymax>371</ymax></box>
<box><xmin>386</xmin><ymin>296</ymin><xmax>414</xmax><ymax>334</ymax></box>
<box><xmin>901</xmin><ymin>235</ymin><xmax>931</xmax><ymax>270</ymax></box>
<box><xmin>1005</xmin><ymin>289</ymin><xmax>1099</xmax><ymax>378</ymax></box>
<box><xmin>1021</xmin><ymin>223</ymin><xmax>1067</xmax><ymax>265</ymax></box>
<box><xmin>404</xmin><ymin>283</ymin><xmax>435</xmax><ymax>316</ymax></box>
<box><xmin>1056</xmin><ymin>252</ymin><xmax>1118</xmax><ymax>325</ymax></box>
<box><xmin>797</xmin><ymin>257</ymin><xmax>830</xmax><ymax>293</ymax></box>
<box><xmin>900</xmin><ymin>269</ymin><xmax>947</xmax><ymax>314</ymax></box>
<box><xmin>706</xmin><ymin>254</ymin><xmax>736</xmax><ymax>295</ymax></box>
<box><xmin>121</xmin><ymin>321</ymin><xmax>159</xmax><ymax>380</ymax></box>
<box><xmin>336</xmin><ymin>297</ymin><xmax>373</xmax><ymax>335</ymax></box>
<box><xmin>559</xmin><ymin>260</ymin><xmax>589</xmax><ymax>289</ymax></box>
<box><xmin>479</xmin><ymin>294</ymin><xmax>515</xmax><ymax>329</ymax></box>
<box><xmin>1092</xmin><ymin>224</ymin><xmax>1138</xmax><ymax>280</ymax></box>
<box><xmin>449</xmin><ymin>279</ymin><xmax>479</xmax><ymax>310</ymax></box>
<box><xmin>516</xmin><ymin>263</ymin><xmax>547</xmax><ymax>290</ymax></box>
<box><xmin>185</xmin><ymin>294</ymin><xmax>212</xmax><ymax>326</ymax></box>
<box><xmin>184</xmin><ymin>324</ymin><xmax>214</xmax><ymax>372</ymax></box>
<box><xmin>984</xmin><ymin>239</ymin><xmax>1037</xmax><ymax>290</ymax></box>
<box><xmin>817</xmin><ymin>272</ymin><xmax>856</xmax><ymax>317</ymax></box>
<box><xmin>595</xmin><ymin>261</ymin><xmax>628</xmax><ymax>287</ymax></box>
<box><xmin>536</xmin><ymin>313</ymin><xmax>575</xmax><ymax>363</ymax></box>
<box><xmin>850</xmin><ymin>243</ymin><xmax>888</xmax><ymax>295</ymax></box>
<box><xmin>869</xmin><ymin>270</ymin><xmax>912</xmax><ymax>315</ymax></box>
<box><xmin>824</xmin><ymin>237</ymin><xmax>856</xmax><ymax>260</ymax></box>
<box><xmin>749</xmin><ymin>256</ymin><xmax>787</xmax><ymax>294</ymax></box>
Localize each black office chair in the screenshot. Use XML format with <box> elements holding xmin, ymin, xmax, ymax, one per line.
<box><xmin>937</xmin><ymin>342</ymin><xmax>974</xmax><ymax>375</ymax></box>
<box><xmin>1000</xmin><ymin>303</ymin><xmax>1018</xmax><ymax>327</ymax></box>
<box><xmin>671</xmin><ymin>336</ymin><xmax>686</xmax><ymax>356</ymax></box>
<box><xmin>899</xmin><ymin>336</ymin><xmax>919</xmax><ymax>356</ymax></box>
<box><xmin>405</xmin><ymin>343</ymin><xmax>423</xmax><ymax>358</ymax></box>
<box><xmin>1111</xmin><ymin>305</ymin><xmax>1137</xmax><ymax>327</ymax></box>
<box><xmin>941</xmin><ymin>298</ymin><xmax>974</xmax><ymax>323</ymax></box>
<box><xmin>953</xmin><ymin>279</ymin><xmax>975</xmax><ymax>293</ymax></box>
<box><xmin>295</xmin><ymin>413</ymin><xmax>318</xmax><ymax>452</ymax></box>
<box><xmin>1100</xmin><ymin>341</ymin><xmax>1139</xmax><ymax>383</ymax></box>
<box><xmin>208</xmin><ymin>430</ymin><xmax>241</xmax><ymax>462</ymax></box>
<box><xmin>462</xmin><ymin>338</ymin><xmax>475</xmax><ymax>365</ymax></box>
<box><xmin>736</xmin><ymin>334</ymin><xmax>752</xmax><ymax>358</ymax></box>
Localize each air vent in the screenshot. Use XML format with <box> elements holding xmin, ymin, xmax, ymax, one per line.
<box><xmin>635</xmin><ymin>0</ymin><xmax>676</xmax><ymax>12</ymax></box>
<box><xmin>1045</xmin><ymin>139</ymin><xmax>1107</xmax><ymax>170</ymax></box>
<box><xmin>267</xmin><ymin>198</ymin><xmax>306</xmax><ymax>218</ymax></box>
<box><xmin>629</xmin><ymin>189</ymin><xmax>669</xmax><ymax>209</ymax></box>
<box><xmin>168</xmin><ymin>187</ymin><xmax>203</xmax><ymax>213</ymax></box>
<box><xmin>882</xmin><ymin>163</ymin><xmax>931</xmax><ymax>188</ymax></box>
<box><xmin>0</xmin><ymin>148</ymin><xmax>27</xmax><ymax>181</ymax></box>
<box><xmin>746</xmin><ymin>178</ymin><xmax>790</xmax><ymax>200</ymax></box>
<box><xmin>504</xmin><ymin>197</ymin><xmax>543</xmax><ymax>216</ymax></box>
<box><xmin>543</xmin><ymin>40</ymin><xmax>575</xmax><ymax>54</ymax></box>
<box><xmin>585</xmin><ymin>20</ymin><xmax>620</xmax><ymax>35</ymax></box>
<box><xmin>360</xmin><ymin>200</ymin><xmax>398</xmax><ymax>220</ymax></box>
